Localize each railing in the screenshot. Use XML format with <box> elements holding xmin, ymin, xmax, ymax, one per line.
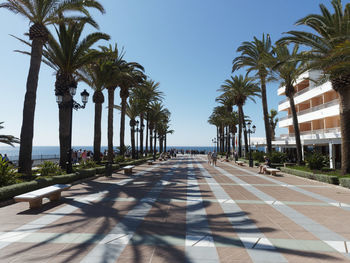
<box><xmin>278</xmin><ymin>85</ymin><xmax>314</xmax><ymax>105</ymax></box>
<box><xmin>8</xmin><ymin>154</ymin><xmax>60</xmax><ymax>167</ymax></box>
<box><xmin>280</xmin><ymin>127</ymin><xmax>340</xmax><ymax>138</ymax></box>
<box><xmin>279</xmin><ymin>99</ymin><xmax>339</xmax><ymax>121</ymax></box>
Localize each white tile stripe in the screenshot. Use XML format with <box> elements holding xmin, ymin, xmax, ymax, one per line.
<box><xmin>79</xmin><ymin>161</ymin><xmax>180</xmax><ymax>263</ymax></box>
<box><xmin>185</xmin><ymin>161</ymin><xmax>219</xmax><ymax>262</ymax></box>
<box><xmin>221</xmin><ymin>160</ymin><xmax>350</xmax><ymax>211</ymax></box>
<box><xmin>211</xmin><ymin>164</ymin><xmax>350</xmax><ymax>259</ymax></box>
<box><xmin>0</xmin><ymin>163</ymin><xmax>162</xmax><ymax>251</ymax></box>
<box><xmin>195</xmin><ymin>161</ymin><xmax>288</xmax><ymax>263</ymax></box>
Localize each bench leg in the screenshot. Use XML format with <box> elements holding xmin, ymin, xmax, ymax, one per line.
<box><xmin>271</xmin><ymin>172</ymin><xmax>276</xmax><ymax>176</ymax></box>
<box><xmin>29</xmin><ymin>199</ymin><xmax>42</xmax><ymax>209</ymax></box>
<box><xmin>124</xmin><ymin>169</ymin><xmax>132</xmax><ymax>175</ymax></box>
<box><xmin>49</xmin><ymin>192</ymin><xmax>61</xmax><ymax>201</ymax></box>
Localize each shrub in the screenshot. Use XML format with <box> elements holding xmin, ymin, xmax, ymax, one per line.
<box><xmin>268</xmin><ymin>151</ymin><xmax>287</xmax><ymax>164</ymax></box>
<box><xmin>39</xmin><ymin>161</ymin><xmax>62</xmax><ymax>176</ymax></box>
<box><xmin>305</xmin><ymin>152</ymin><xmax>329</xmax><ymax>170</ymax></box>
<box><xmin>114</xmin><ymin>156</ymin><xmax>125</xmax><ymax>163</ymax></box>
<box><xmin>76</xmin><ymin>168</ymin><xmax>96</xmax><ymax>177</ymax></box>
<box><xmin>0</xmin><ymin>159</ymin><xmax>17</xmax><ymax>187</ymax></box>
<box><xmin>79</xmin><ymin>159</ymin><xmax>97</xmax><ymax>169</ymax></box>
<box><xmin>252</xmin><ymin>151</ymin><xmax>265</xmax><ymax>162</ymax></box>
<box><xmin>95</xmin><ymin>166</ymin><xmax>106</xmax><ymax>174</ymax></box>
<box><xmin>340</xmin><ymin>178</ymin><xmax>350</xmax><ymax>189</ymax></box>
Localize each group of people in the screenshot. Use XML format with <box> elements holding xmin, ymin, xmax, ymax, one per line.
<box><xmin>207</xmin><ymin>150</ymin><xmax>218</xmax><ymax>166</ymax></box>
<box><xmin>72</xmin><ymin>149</ymin><xmax>94</xmax><ymax>164</ymax></box>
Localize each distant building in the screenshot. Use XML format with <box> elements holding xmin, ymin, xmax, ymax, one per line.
<box><xmin>275</xmin><ymin>70</ymin><xmax>341</xmax><ymax>168</ymax></box>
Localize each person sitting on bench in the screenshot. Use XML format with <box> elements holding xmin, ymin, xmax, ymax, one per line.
<box><xmin>258</xmin><ymin>156</ymin><xmax>271</xmax><ymax>174</ymax></box>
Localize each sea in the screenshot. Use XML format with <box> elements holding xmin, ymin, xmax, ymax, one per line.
<box><xmin>0</xmin><ymin>146</ymin><xmax>214</xmax><ymax>161</ymax></box>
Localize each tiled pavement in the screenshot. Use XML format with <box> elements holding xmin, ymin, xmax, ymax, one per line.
<box><xmin>0</xmin><ymin>156</ymin><xmax>350</xmax><ymax>262</ymax></box>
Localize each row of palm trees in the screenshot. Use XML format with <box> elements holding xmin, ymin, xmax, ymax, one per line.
<box><xmin>210</xmin><ymin>0</ymin><xmax>350</xmax><ymax>175</ymax></box>
<box><xmin>1</xmin><ymin>0</ymin><xmax>172</xmax><ymax>175</ymax></box>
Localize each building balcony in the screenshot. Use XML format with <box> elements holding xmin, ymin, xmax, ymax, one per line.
<box><xmin>279</xmin><ymin>127</ymin><xmax>341</xmax><ymax>141</ymax></box>
<box><xmin>279</xmin><ymin>99</ymin><xmax>339</xmax><ymax>127</ymax></box>
<box><xmin>278</xmin><ymin>81</ymin><xmax>333</xmax><ymax>111</ymax></box>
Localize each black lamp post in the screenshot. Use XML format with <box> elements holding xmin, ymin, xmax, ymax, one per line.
<box><xmin>244</xmin><ymin>121</ymin><xmax>256</xmax><ymax>167</ymax></box>
<box><xmin>56</xmin><ymin>87</ymin><xmax>89</xmax><ymax>174</ymax></box>
<box><xmin>135</xmin><ymin>120</ymin><xmax>140</xmax><ymax>159</ymax></box>
<box><xmin>211</xmin><ymin>138</ymin><xmax>217</xmax><ymax>152</ymax></box>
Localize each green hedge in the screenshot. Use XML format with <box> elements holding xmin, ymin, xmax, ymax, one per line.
<box><xmin>76</xmin><ymin>168</ymin><xmax>96</xmax><ymax>177</ymax></box>
<box><xmin>95</xmin><ymin>166</ymin><xmax>105</xmax><ymax>174</ymax></box>
<box><xmin>280</xmin><ymin>167</ymin><xmax>339</xmax><ymax>185</ymax></box>
<box><xmin>339</xmin><ymin>178</ymin><xmax>350</xmax><ymax>189</ymax></box>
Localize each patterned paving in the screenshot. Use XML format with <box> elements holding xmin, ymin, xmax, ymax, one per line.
<box><xmin>0</xmin><ymin>156</ymin><xmax>350</xmax><ymax>262</ymax></box>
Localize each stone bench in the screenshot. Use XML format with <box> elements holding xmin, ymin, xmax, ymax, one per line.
<box><xmin>147</xmin><ymin>160</ymin><xmax>153</xmax><ymax>165</ymax></box>
<box><xmin>236</xmin><ymin>161</ymin><xmax>244</xmax><ymax>166</ymax></box>
<box><xmin>14</xmin><ymin>184</ymin><xmax>71</xmax><ymax>209</ymax></box>
<box><xmin>122</xmin><ymin>165</ymin><xmax>135</xmax><ymax>175</ymax></box>
<box><xmin>265</xmin><ymin>168</ymin><xmax>280</xmax><ymax>176</ymax></box>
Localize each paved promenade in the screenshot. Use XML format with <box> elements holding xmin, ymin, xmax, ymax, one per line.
<box><xmin>0</xmin><ymin>155</ymin><xmax>350</xmax><ymax>262</ymax></box>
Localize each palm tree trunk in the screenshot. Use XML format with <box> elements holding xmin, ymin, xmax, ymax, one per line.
<box><xmin>131</xmin><ymin>126</ymin><xmax>135</xmax><ymax>159</ymax></box>
<box><xmin>145</xmin><ymin>119</ymin><xmax>149</xmax><ymax>155</ymax></box>
<box><xmin>119</xmin><ymin>95</ymin><xmax>127</xmax><ymax>156</ymax></box>
<box><xmin>216</xmin><ymin>126</ymin><xmax>219</xmax><ymax>152</ymax></box>
<box><xmin>150</xmin><ymin>127</ymin><xmax>153</xmax><ymax>153</ymax></box>
<box><xmin>18</xmin><ymin>38</ymin><xmax>45</xmax><ymax>174</ymax></box>
<box><xmin>154</xmin><ymin>130</ymin><xmax>157</xmax><ymax>157</ymax></box>
<box><xmin>59</xmin><ymin>93</ymin><xmax>72</xmax><ymax>169</ymax></box>
<box><xmin>107</xmin><ymin>88</ymin><xmax>114</xmax><ymax>162</ymax></box>
<box><xmin>93</xmin><ymin>102</ymin><xmax>102</xmax><ymax>163</ymax></box>
<box><xmin>288</xmin><ymin>94</ymin><xmax>302</xmax><ymax>165</ymax></box>
<box><xmin>238</xmin><ymin>107</ymin><xmax>242</xmax><ymax>157</ymax></box>
<box><xmin>260</xmin><ymin>77</ymin><xmax>272</xmax><ymax>154</ymax></box>
<box><xmin>165</xmin><ymin>134</ymin><xmax>167</xmax><ymax>152</ymax></box>
<box><xmin>241</xmin><ymin>107</ymin><xmax>249</xmax><ymax>156</ymax></box>
<box><xmin>338</xmin><ymin>88</ymin><xmax>350</xmax><ymax>175</ymax></box>
<box><xmin>140</xmin><ymin>114</ymin><xmax>144</xmax><ymax>156</ymax></box>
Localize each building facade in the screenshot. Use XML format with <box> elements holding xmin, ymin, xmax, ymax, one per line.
<box><xmin>275</xmin><ymin>70</ymin><xmax>341</xmax><ymax>168</ymax></box>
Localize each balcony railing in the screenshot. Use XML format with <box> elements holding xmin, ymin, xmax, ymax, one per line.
<box><xmin>279</xmin><ymin>99</ymin><xmax>339</xmax><ymax>121</ymax></box>
<box><xmin>278</xmin><ymin>85</ymin><xmax>314</xmax><ymax>105</ymax></box>
<box><xmin>280</xmin><ymin>127</ymin><xmax>340</xmax><ymax>139</ymax></box>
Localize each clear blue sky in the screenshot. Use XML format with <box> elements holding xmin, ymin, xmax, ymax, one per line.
<box><xmin>0</xmin><ymin>0</ymin><xmax>336</xmax><ymax>147</ymax></box>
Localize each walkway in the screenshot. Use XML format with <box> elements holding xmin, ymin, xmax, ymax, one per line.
<box><xmin>0</xmin><ymin>156</ymin><xmax>350</xmax><ymax>262</ymax></box>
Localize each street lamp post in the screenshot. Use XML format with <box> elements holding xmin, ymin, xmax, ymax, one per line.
<box><xmin>211</xmin><ymin>138</ymin><xmax>217</xmax><ymax>152</ymax></box>
<box><xmin>136</xmin><ymin>120</ymin><xmax>140</xmax><ymax>159</ymax></box>
<box><xmin>56</xmin><ymin>87</ymin><xmax>89</xmax><ymax>174</ymax></box>
<box><xmin>245</xmin><ymin>121</ymin><xmax>256</xmax><ymax>167</ymax></box>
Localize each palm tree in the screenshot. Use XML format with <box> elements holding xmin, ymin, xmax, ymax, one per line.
<box><xmin>278</xmin><ymin>0</ymin><xmax>350</xmax><ymax>174</ymax></box>
<box><xmin>118</xmin><ymin>63</ymin><xmax>145</xmax><ymax>156</ymax></box>
<box><xmin>0</xmin><ymin>0</ymin><xmax>104</xmax><ymax>174</ymax></box>
<box><xmin>218</xmin><ymin>75</ymin><xmax>260</xmax><ymax>157</ymax></box>
<box><xmin>232</xmin><ymin>34</ymin><xmax>274</xmax><ymax>154</ymax></box>
<box><xmin>268</xmin><ymin>109</ymin><xmax>279</xmax><ymax>141</ymax></box>
<box><xmin>270</xmin><ymin>44</ymin><xmax>305</xmax><ymax>165</ymax></box>
<box><xmin>131</xmin><ymin>79</ymin><xmax>164</xmax><ymax>155</ymax></box>
<box><xmin>0</xmin><ymin>122</ymin><xmax>20</xmax><ymax>147</ymax></box>
<box><xmin>99</xmin><ymin>44</ymin><xmax>126</xmax><ymax>163</ymax></box>
<box><xmin>42</xmin><ymin>21</ymin><xmax>109</xmax><ymax>168</ymax></box>
<box><xmin>78</xmin><ymin>59</ymin><xmax>110</xmax><ymax>163</ymax></box>
<box><xmin>114</xmin><ymin>99</ymin><xmax>140</xmax><ymax>159</ymax></box>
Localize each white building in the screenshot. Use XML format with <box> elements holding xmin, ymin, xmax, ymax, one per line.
<box><xmin>275</xmin><ymin>70</ymin><xmax>341</xmax><ymax>168</ymax></box>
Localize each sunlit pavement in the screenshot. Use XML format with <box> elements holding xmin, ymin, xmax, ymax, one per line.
<box><xmin>0</xmin><ymin>155</ymin><xmax>350</xmax><ymax>262</ymax></box>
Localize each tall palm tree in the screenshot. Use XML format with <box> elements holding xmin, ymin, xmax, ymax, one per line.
<box><xmin>0</xmin><ymin>0</ymin><xmax>104</xmax><ymax>174</ymax></box>
<box><xmin>118</xmin><ymin>63</ymin><xmax>145</xmax><ymax>156</ymax></box>
<box><xmin>232</xmin><ymin>34</ymin><xmax>274</xmax><ymax>154</ymax></box>
<box><xmin>114</xmin><ymin>99</ymin><xmax>140</xmax><ymax>159</ymax></box>
<box><xmin>218</xmin><ymin>75</ymin><xmax>260</xmax><ymax>157</ymax></box>
<box><xmin>268</xmin><ymin>109</ymin><xmax>279</xmax><ymax>141</ymax></box>
<box><xmin>131</xmin><ymin>79</ymin><xmax>164</xmax><ymax>155</ymax></box>
<box><xmin>278</xmin><ymin>0</ymin><xmax>350</xmax><ymax>174</ymax></box>
<box><xmin>99</xmin><ymin>44</ymin><xmax>126</xmax><ymax>163</ymax></box>
<box><xmin>78</xmin><ymin>59</ymin><xmax>110</xmax><ymax>163</ymax></box>
<box><xmin>0</xmin><ymin>122</ymin><xmax>20</xmax><ymax>147</ymax></box>
<box><xmin>270</xmin><ymin>44</ymin><xmax>305</xmax><ymax>165</ymax></box>
<box><xmin>42</xmin><ymin>21</ymin><xmax>109</xmax><ymax>168</ymax></box>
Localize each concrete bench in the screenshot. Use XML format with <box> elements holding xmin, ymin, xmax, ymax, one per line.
<box><xmin>265</xmin><ymin>168</ymin><xmax>280</xmax><ymax>176</ymax></box>
<box><xmin>147</xmin><ymin>160</ymin><xmax>153</xmax><ymax>165</ymax></box>
<box><xmin>122</xmin><ymin>165</ymin><xmax>135</xmax><ymax>175</ymax></box>
<box><xmin>14</xmin><ymin>184</ymin><xmax>70</xmax><ymax>209</ymax></box>
<box><xmin>236</xmin><ymin>161</ymin><xmax>244</xmax><ymax>166</ymax></box>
